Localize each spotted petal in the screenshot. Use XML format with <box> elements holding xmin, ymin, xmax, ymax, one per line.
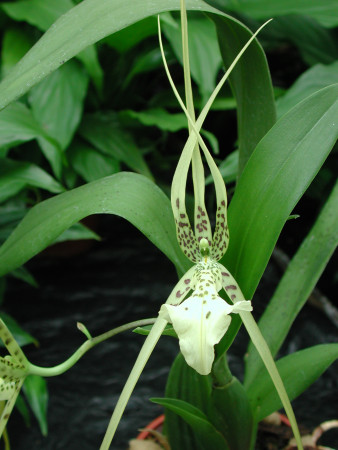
<box><xmin>161</xmin><ymin>294</ymin><xmax>251</xmax><ymax>375</ymax></box>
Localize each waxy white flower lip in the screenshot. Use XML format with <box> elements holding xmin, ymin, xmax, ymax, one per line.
<box><xmin>160</xmin><ymin>264</ymin><xmax>252</xmax><ymax>376</ymax></box>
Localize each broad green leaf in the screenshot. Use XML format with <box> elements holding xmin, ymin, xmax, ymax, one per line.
<box><xmin>0</xmin><ymin>158</ymin><xmax>65</xmax><ymax>203</ymax></box>
<box><xmin>1</xmin><ymin>0</ymin><xmax>74</xmax><ymax>30</ymax></box>
<box><xmin>28</xmin><ymin>60</ymin><xmax>88</xmax><ymax>150</ymax></box>
<box><xmin>164</xmin><ymin>353</ymin><xmax>212</xmax><ymax>450</ymax></box>
<box><xmin>0</xmin><ymin>0</ymin><xmax>222</xmax><ymax>111</ymax></box>
<box><xmin>247</xmin><ymin>344</ymin><xmax>338</xmax><ymax>421</ymax></box>
<box><xmin>23</xmin><ymin>375</ymin><xmax>48</xmax><ymax>436</ymax></box>
<box><xmin>0</xmin><ymin>102</ymin><xmax>62</xmax><ymax>175</ymax></box>
<box><xmin>221</xmin><ymin>84</ymin><xmax>338</xmax><ymax>299</ymax></box>
<box><xmin>68</xmin><ymin>141</ymin><xmax>120</xmax><ymax>182</ymax></box>
<box><xmin>0</xmin><ymin>102</ymin><xmax>50</xmax><ymax>146</ymax></box>
<box><xmin>152</xmin><ymin>397</ymin><xmax>230</xmax><ymax>450</ymax></box>
<box><xmin>211</xmin><ymin>14</ymin><xmax>276</xmax><ymax>176</ymax></box>
<box><xmin>0</xmin><ymin>312</ymin><xmax>37</xmax><ymax>347</ymax></box>
<box><xmin>244</xmin><ymin>181</ymin><xmax>338</xmax><ymax>388</ymax></box>
<box><xmin>0</xmin><ymin>172</ymin><xmax>190</xmax><ymax>276</ymax></box>
<box><xmin>1</xmin><ymin>28</ymin><xmax>34</xmax><ymax>78</ymax></box>
<box><xmin>208</xmin><ymin>0</ymin><xmax>338</xmax><ymax>28</ymax></box>
<box><xmin>277</xmin><ymin>61</ymin><xmax>338</xmax><ymax>118</ymax></box>
<box><xmin>79</xmin><ymin>113</ymin><xmax>152</xmax><ymax>179</ymax></box>
<box><xmin>0</xmin><ymin>201</ymin><xmax>27</xmax><ymax>244</ymax></box>
<box><xmin>162</xmin><ymin>13</ymin><xmax>222</xmax><ymax>102</ymax></box>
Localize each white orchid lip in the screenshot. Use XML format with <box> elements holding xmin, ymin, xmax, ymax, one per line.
<box><xmin>160</xmin><ymin>262</ymin><xmax>252</xmax><ymax>376</ymax></box>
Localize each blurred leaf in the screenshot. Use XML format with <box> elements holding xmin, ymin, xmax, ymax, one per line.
<box><xmin>206</xmin><ymin>150</ymin><xmax>238</xmax><ymax>185</ymax></box>
<box><xmin>222</xmin><ymin>85</ymin><xmax>338</xmax><ymax>300</ymax></box>
<box><xmin>28</xmin><ymin>60</ymin><xmax>89</xmax><ymax>150</ymax></box>
<box><xmin>245</xmin><ymin>181</ymin><xmax>338</xmax><ymax>388</ymax></box>
<box><xmin>271</xmin><ymin>15</ymin><xmax>338</xmax><ymax>66</ymax></box>
<box><xmin>0</xmin><ymin>0</ymin><xmax>220</xmax><ymax>111</ymax></box>
<box><xmin>23</xmin><ymin>375</ymin><xmax>48</xmax><ymax>436</ymax></box>
<box><xmin>1</xmin><ymin>0</ymin><xmax>102</xmax><ymax>91</ymax></box>
<box><xmin>53</xmin><ymin>222</ymin><xmax>100</xmax><ymax>243</ymax></box>
<box><xmin>276</xmin><ymin>61</ymin><xmax>338</xmax><ymax>117</ymax></box>
<box><xmin>0</xmin><ymin>312</ymin><xmax>37</xmax><ymax>347</ymax></box>
<box><xmin>247</xmin><ymin>344</ymin><xmax>338</xmax><ymax>421</ymax></box>
<box><xmin>1</xmin><ymin>0</ymin><xmax>73</xmax><ymax>30</ymax></box>
<box><xmin>15</xmin><ymin>394</ymin><xmax>31</xmax><ymax>427</ymax></box>
<box><xmin>162</xmin><ymin>13</ymin><xmax>222</xmax><ymax>102</ymax></box>
<box><xmin>104</xmin><ymin>16</ymin><xmax>157</xmax><ymax>53</ymax></box>
<box><xmin>0</xmin><ymin>172</ymin><xmax>191</xmax><ymax>277</ymax></box>
<box><xmin>123</xmin><ymin>108</ymin><xmax>187</xmax><ymax>132</ymax></box>
<box><xmin>123</xmin><ymin>47</ymin><xmax>166</xmax><ymax>87</ymax></box>
<box><xmin>1</xmin><ymin>28</ymin><xmax>34</xmax><ymax>78</ymax></box>
<box><xmin>212</xmin><ymin>14</ymin><xmax>276</xmax><ymax>176</ymax></box>
<box><xmin>0</xmin><ymin>158</ymin><xmax>65</xmax><ymax>203</ymax></box>
<box><xmin>79</xmin><ymin>112</ymin><xmax>152</xmax><ymax>179</ymax></box>
<box><xmin>10</xmin><ymin>267</ymin><xmax>38</xmax><ymax>288</ymax></box>
<box><xmin>0</xmin><ymin>102</ymin><xmax>62</xmax><ymax>176</ymax></box>
<box><xmin>133</xmin><ymin>323</ymin><xmax>178</xmax><ymax>338</ymax></box>
<box><xmin>77</xmin><ymin>45</ymin><xmax>103</xmax><ymax>93</ymax></box>
<box><xmin>68</xmin><ymin>141</ymin><xmax>120</xmax><ymax>182</ymax></box>
<box><xmin>152</xmin><ymin>397</ymin><xmax>230</xmax><ymax>450</ymax></box>
<box><xmin>208</xmin><ymin>0</ymin><xmax>338</xmax><ymax>28</ymax></box>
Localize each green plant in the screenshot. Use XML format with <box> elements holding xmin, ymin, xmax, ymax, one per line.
<box><xmin>0</xmin><ymin>0</ymin><xmax>336</xmax><ymax>449</ymax></box>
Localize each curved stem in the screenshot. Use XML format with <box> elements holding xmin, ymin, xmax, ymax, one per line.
<box><xmin>28</xmin><ymin>318</ymin><xmax>157</xmax><ymax>377</ymax></box>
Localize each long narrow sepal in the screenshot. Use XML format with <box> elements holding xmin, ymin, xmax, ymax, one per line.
<box><xmin>180</xmin><ymin>0</ymin><xmax>212</xmax><ymax>246</ymax></box>
<box><xmin>220</xmin><ymin>266</ymin><xmax>303</xmax><ymax>450</ymax></box>
<box><xmin>160</xmin><ymin>17</ymin><xmax>271</xmax><ymax>262</ymax></box>
<box><xmin>0</xmin><ymin>378</ymin><xmax>24</xmax><ymax>438</ymax></box>
<box><xmin>100</xmin><ymin>267</ymin><xmax>196</xmax><ymax>449</ymax></box>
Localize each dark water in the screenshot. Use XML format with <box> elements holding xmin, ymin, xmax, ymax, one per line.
<box><xmin>3</xmin><ymin>216</ymin><xmax>337</xmax><ymax>449</ymax></box>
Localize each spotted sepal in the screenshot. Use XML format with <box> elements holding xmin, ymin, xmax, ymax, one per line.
<box><xmin>164</xmin><ymin>265</ymin><xmax>196</xmax><ymax>307</ymax></box>
<box><xmin>0</xmin><ymin>378</ymin><xmax>24</xmax><ymax>437</ymax></box>
<box><xmin>219</xmin><ymin>263</ymin><xmax>247</xmax><ymax>304</ymax></box>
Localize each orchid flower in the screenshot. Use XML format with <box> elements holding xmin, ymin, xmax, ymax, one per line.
<box><xmin>100</xmin><ymin>2</ymin><xmax>303</xmax><ymax>449</ymax></box>
<box><xmin>0</xmin><ymin>319</ymin><xmax>29</xmax><ymax>438</ymax></box>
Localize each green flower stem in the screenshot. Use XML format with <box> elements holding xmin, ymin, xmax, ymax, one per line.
<box><xmin>27</xmin><ymin>318</ymin><xmax>157</xmax><ymax>377</ymax></box>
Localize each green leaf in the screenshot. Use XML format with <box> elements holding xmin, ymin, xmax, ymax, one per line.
<box><xmin>0</xmin><ymin>312</ymin><xmax>37</xmax><ymax>347</ymax></box>
<box><xmin>152</xmin><ymin>397</ymin><xmax>230</xmax><ymax>450</ymax></box>
<box><xmin>271</xmin><ymin>15</ymin><xmax>338</xmax><ymax>66</ymax></box>
<box><xmin>133</xmin><ymin>323</ymin><xmax>177</xmax><ymax>338</ymax></box>
<box><xmin>0</xmin><ymin>158</ymin><xmax>65</xmax><ymax>203</ymax></box>
<box><xmin>0</xmin><ymin>172</ymin><xmax>190</xmax><ymax>276</ymax></box>
<box><xmin>277</xmin><ymin>61</ymin><xmax>338</xmax><ymax>118</ymax></box>
<box><xmin>23</xmin><ymin>375</ymin><xmax>48</xmax><ymax>436</ymax></box>
<box><xmin>209</xmin><ymin>0</ymin><xmax>338</xmax><ymax>28</ymax></box>
<box><xmin>0</xmin><ymin>102</ymin><xmax>62</xmax><ymax>176</ymax></box>
<box><xmin>28</xmin><ymin>60</ymin><xmax>89</xmax><ymax>150</ymax></box>
<box><xmin>162</xmin><ymin>13</ymin><xmax>222</xmax><ymax>102</ymax></box>
<box><xmin>244</xmin><ymin>181</ymin><xmax>338</xmax><ymax>388</ymax></box>
<box><xmin>205</xmin><ymin>150</ymin><xmax>238</xmax><ymax>185</ymax></box>
<box><xmin>76</xmin><ymin>45</ymin><xmax>103</xmax><ymax>93</ymax></box>
<box><xmin>164</xmin><ymin>353</ymin><xmax>213</xmax><ymax>450</ymax></box>
<box><xmin>1</xmin><ymin>0</ymin><xmax>74</xmax><ymax>30</ymax></box>
<box><xmin>68</xmin><ymin>141</ymin><xmax>120</xmax><ymax>182</ymax></box>
<box><xmin>247</xmin><ymin>344</ymin><xmax>338</xmax><ymax>421</ymax></box>
<box><xmin>0</xmin><ymin>0</ymin><xmax>222</xmax><ymax>111</ymax></box>
<box><xmin>221</xmin><ymin>84</ymin><xmax>338</xmax><ymax>299</ymax></box>
<box><xmin>52</xmin><ymin>222</ymin><xmax>100</xmax><ymax>244</ymax></box>
<box><xmin>211</xmin><ymin>14</ymin><xmax>276</xmax><ymax>176</ymax></box>
<box><xmin>10</xmin><ymin>266</ymin><xmax>38</xmax><ymax>288</ymax></box>
<box><xmin>123</xmin><ymin>108</ymin><xmax>187</xmax><ymax>132</ymax></box>
<box><xmin>1</xmin><ymin>28</ymin><xmax>34</xmax><ymax>78</ymax></box>
<box><xmin>79</xmin><ymin>112</ymin><xmax>152</xmax><ymax>179</ymax></box>
<box><xmin>104</xmin><ymin>16</ymin><xmax>157</xmax><ymax>53</ymax></box>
